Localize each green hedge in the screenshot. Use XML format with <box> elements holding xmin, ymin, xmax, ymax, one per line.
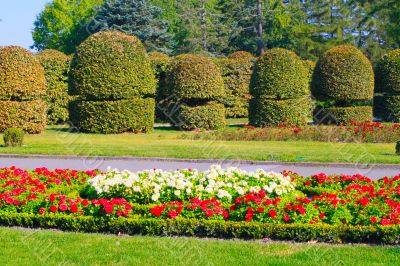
<box><xmin>69</xmin><ymin>98</ymin><xmax>155</xmax><ymax>134</ymax></box>
<box><xmin>0</xmin><ymin>46</ymin><xmax>46</xmax><ymax>101</ymax></box>
<box><xmin>312</xmin><ymin>45</ymin><xmax>374</xmax><ymax>101</ymax></box>
<box><xmin>1</xmin><ymin>212</ymin><xmax>400</xmax><ymax>244</ymax></box>
<box><xmin>375</xmin><ymin>49</ymin><xmax>400</xmax><ymax>95</ymax></box>
<box><xmin>173</xmin><ymin>102</ymin><xmax>226</xmax><ymax>130</ymax></box>
<box><xmin>228</xmin><ymin>51</ymin><xmax>255</xmax><ymax>60</ymax></box>
<box><xmin>167</xmin><ymin>54</ymin><xmax>225</xmax><ymax>100</ymax></box>
<box><xmin>0</xmin><ymin>100</ymin><xmax>47</xmax><ymax>133</ymax></box>
<box><xmin>36</xmin><ymin>49</ymin><xmax>72</xmax><ymax>124</ymax></box>
<box><xmin>396</xmin><ymin>141</ymin><xmax>400</xmax><ymax>155</ymax></box>
<box><xmin>250</xmin><ymin>48</ymin><xmax>309</xmax><ymax>100</ymax></box>
<box><xmin>374</xmin><ymin>95</ymin><xmax>400</xmax><ymax>122</ymax></box>
<box><xmin>314</xmin><ymin>106</ymin><xmax>373</xmax><ymax>125</ymax></box>
<box><xmin>249</xmin><ymin>97</ymin><xmax>313</xmax><ymax>126</ymax></box>
<box><xmin>69</xmin><ymin>31</ymin><xmax>156</xmax><ymax>100</ymax></box>
<box><xmin>216</xmin><ymin>58</ymin><xmax>253</xmax><ymax>118</ymax></box>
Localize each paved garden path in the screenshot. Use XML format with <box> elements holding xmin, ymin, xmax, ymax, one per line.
<box><xmin>0</xmin><ymin>155</ymin><xmax>399</xmax><ymax>180</ymax></box>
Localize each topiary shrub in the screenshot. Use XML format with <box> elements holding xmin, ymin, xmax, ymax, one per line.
<box><xmin>173</xmin><ymin>102</ymin><xmax>226</xmax><ymax>130</ymax></box>
<box><xmin>3</xmin><ymin>128</ymin><xmax>24</xmax><ymax>147</ymax></box>
<box><xmin>69</xmin><ymin>31</ymin><xmax>156</xmax><ymax>100</ymax></box>
<box><xmin>304</xmin><ymin>60</ymin><xmax>316</xmax><ymax>86</ymax></box>
<box><xmin>167</xmin><ymin>54</ymin><xmax>225</xmax><ymax>100</ymax></box>
<box><xmin>312</xmin><ymin>45</ymin><xmax>374</xmax><ymax>101</ymax></box>
<box><xmin>36</xmin><ymin>49</ymin><xmax>72</xmax><ymax>124</ymax></box>
<box><xmin>250</xmin><ymin>48</ymin><xmax>309</xmax><ymax>100</ymax></box>
<box><xmin>396</xmin><ymin>141</ymin><xmax>400</xmax><ymax>155</ymax></box>
<box><xmin>69</xmin><ymin>98</ymin><xmax>155</xmax><ymax>134</ymax></box>
<box><xmin>375</xmin><ymin>49</ymin><xmax>400</xmax><ymax>95</ymax></box>
<box><xmin>314</xmin><ymin>106</ymin><xmax>373</xmax><ymax>125</ymax></box>
<box><xmin>373</xmin><ymin>95</ymin><xmax>400</xmax><ymax>122</ymax></box>
<box><xmin>249</xmin><ymin>97</ymin><xmax>313</xmax><ymax>126</ymax></box>
<box><xmin>228</xmin><ymin>51</ymin><xmax>255</xmax><ymax>60</ymax></box>
<box><xmin>0</xmin><ymin>100</ymin><xmax>47</xmax><ymax>133</ymax></box>
<box><xmin>0</xmin><ymin>46</ymin><xmax>46</xmax><ymax>101</ymax></box>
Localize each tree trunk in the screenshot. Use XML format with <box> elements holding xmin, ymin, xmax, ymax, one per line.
<box><xmin>256</xmin><ymin>0</ymin><xmax>264</xmax><ymax>55</ymax></box>
<box><xmin>200</xmin><ymin>0</ymin><xmax>207</xmax><ymax>51</ymax></box>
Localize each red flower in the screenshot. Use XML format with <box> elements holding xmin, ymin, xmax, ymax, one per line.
<box><xmin>204</xmin><ymin>209</ymin><xmax>214</xmax><ymax>217</ymax></box>
<box><xmin>82</xmin><ymin>199</ymin><xmax>89</xmax><ymax>206</ymax></box>
<box><xmin>269</xmin><ymin>209</ymin><xmax>277</xmax><ymax>218</ymax></box>
<box><xmin>305</xmin><ymin>181</ymin><xmax>312</xmax><ymax>186</ymax></box>
<box><xmin>70</xmin><ymin>204</ymin><xmax>78</xmax><ymax>214</ymax></box>
<box><xmin>257</xmin><ymin>207</ymin><xmax>265</xmax><ymax>213</ymax></box>
<box><xmin>50</xmin><ymin>205</ymin><xmax>57</xmax><ymax>213</ymax></box>
<box><xmin>319</xmin><ymin>213</ymin><xmax>325</xmax><ymax>219</ymax></box>
<box><xmin>116</xmin><ymin>210</ymin><xmax>123</xmax><ymax>217</ymax></box>
<box><xmin>59</xmin><ymin>203</ymin><xmax>68</xmax><ymax>212</ymax></box>
<box><xmin>359</xmin><ymin>197</ymin><xmax>370</xmax><ymax>207</ymax></box>
<box><xmin>167</xmin><ymin>211</ymin><xmax>179</xmax><ymax>219</ymax></box>
<box><xmin>370</xmin><ymin>216</ymin><xmax>377</xmax><ymax>223</ymax></box>
<box><xmin>284</xmin><ymin>214</ymin><xmax>290</xmax><ymax>222</ymax></box>
<box><xmin>39</xmin><ymin>207</ymin><xmax>46</xmax><ymax>215</ymax></box>
<box><xmin>150</xmin><ymin>205</ymin><xmax>165</xmax><ymax>217</ymax></box>
<box><xmin>104</xmin><ymin>204</ymin><xmax>113</xmax><ymax>214</ymax></box>
<box><xmin>381</xmin><ymin>218</ymin><xmax>390</xmax><ymax>226</ymax></box>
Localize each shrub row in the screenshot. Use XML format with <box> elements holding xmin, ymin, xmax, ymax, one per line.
<box><xmin>314</xmin><ymin>106</ymin><xmax>374</xmax><ymax>125</ymax></box>
<box><xmin>1</xmin><ymin>213</ymin><xmax>399</xmax><ymax>244</ymax></box>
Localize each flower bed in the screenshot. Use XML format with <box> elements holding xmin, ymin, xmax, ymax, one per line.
<box><xmin>1</xmin><ymin>166</ymin><xmax>400</xmax><ymax>243</ymax></box>
<box><xmin>184</xmin><ymin>121</ymin><xmax>400</xmax><ymax>143</ymax></box>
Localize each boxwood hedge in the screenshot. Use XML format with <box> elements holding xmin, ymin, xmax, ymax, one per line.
<box><xmin>249</xmin><ymin>97</ymin><xmax>313</xmax><ymax>126</ymax></box>
<box><xmin>374</xmin><ymin>95</ymin><xmax>400</xmax><ymax>122</ymax></box>
<box><xmin>314</xmin><ymin>106</ymin><xmax>373</xmax><ymax>125</ymax></box>
<box><xmin>375</xmin><ymin>49</ymin><xmax>400</xmax><ymax>95</ymax></box>
<box><xmin>69</xmin><ymin>31</ymin><xmax>156</xmax><ymax>100</ymax></box>
<box><xmin>36</xmin><ymin>49</ymin><xmax>72</xmax><ymax>124</ymax></box>
<box><xmin>69</xmin><ymin>98</ymin><xmax>155</xmax><ymax>134</ymax></box>
<box><xmin>0</xmin><ymin>100</ymin><xmax>47</xmax><ymax>133</ymax></box>
<box><xmin>312</xmin><ymin>45</ymin><xmax>374</xmax><ymax>101</ymax></box>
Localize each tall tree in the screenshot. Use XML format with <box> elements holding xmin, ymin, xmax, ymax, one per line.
<box><xmin>93</xmin><ymin>0</ymin><xmax>174</xmax><ymax>53</ymax></box>
<box><xmin>32</xmin><ymin>0</ymin><xmax>104</xmax><ymax>54</ymax></box>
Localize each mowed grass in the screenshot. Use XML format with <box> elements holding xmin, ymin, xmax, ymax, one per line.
<box><xmin>0</xmin><ymin>227</ymin><xmax>399</xmax><ymax>266</ymax></box>
<box><xmin>0</xmin><ymin>125</ymin><xmax>398</xmax><ymax>164</ymax></box>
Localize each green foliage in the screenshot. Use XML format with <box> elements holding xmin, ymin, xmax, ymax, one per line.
<box><xmin>249</xmin><ymin>97</ymin><xmax>313</xmax><ymax>127</ymax></box>
<box><xmin>312</xmin><ymin>45</ymin><xmax>374</xmax><ymax>101</ymax></box>
<box><xmin>69</xmin><ymin>98</ymin><xmax>155</xmax><ymax>134</ymax></box>
<box><xmin>32</xmin><ymin>0</ymin><xmax>104</xmax><ymax>54</ymax></box>
<box><xmin>304</xmin><ymin>60</ymin><xmax>316</xmax><ymax>85</ymax></box>
<box><xmin>3</xmin><ymin>128</ymin><xmax>25</xmax><ymax>147</ymax></box>
<box><xmin>374</xmin><ymin>95</ymin><xmax>400</xmax><ymax>122</ymax></box>
<box><xmin>69</xmin><ymin>31</ymin><xmax>156</xmax><ymax>100</ymax></box>
<box><xmin>314</xmin><ymin>106</ymin><xmax>373</xmax><ymax>125</ymax></box>
<box><xmin>173</xmin><ymin>102</ymin><xmax>226</xmax><ymax>130</ymax></box>
<box><xmin>167</xmin><ymin>54</ymin><xmax>225</xmax><ymax>100</ymax></box>
<box><xmin>149</xmin><ymin>52</ymin><xmax>171</xmax><ymax>99</ymax></box>
<box><xmin>396</xmin><ymin>141</ymin><xmax>400</xmax><ymax>155</ymax></box>
<box><xmin>0</xmin><ymin>100</ymin><xmax>47</xmax><ymax>134</ymax></box>
<box><xmin>250</xmin><ymin>48</ymin><xmax>309</xmax><ymax>100</ymax></box>
<box><xmin>228</xmin><ymin>51</ymin><xmax>255</xmax><ymax>60</ymax></box>
<box><xmin>375</xmin><ymin>49</ymin><xmax>400</xmax><ymax>95</ymax></box>
<box><xmin>0</xmin><ymin>46</ymin><xmax>46</xmax><ymax>101</ymax></box>
<box><xmin>36</xmin><ymin>49</ymin><xmax>72</xmax><ymax>124</ymax></box>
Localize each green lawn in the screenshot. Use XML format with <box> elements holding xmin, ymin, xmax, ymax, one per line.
<box><xmin>0</xmin><ymin>227</ymin><xmax>399</xmax><ymax>266</ymax></box>
<box><xmin>0</xmin><ymin>126</ymin><xmax>399</xmax><ymax>164</ymax></box>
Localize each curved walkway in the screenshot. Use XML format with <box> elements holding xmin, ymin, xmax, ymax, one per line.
<box><xmin>0</xmin><ymin>154</ymin><xmax>399</xmax><ymax>180</ymax></box>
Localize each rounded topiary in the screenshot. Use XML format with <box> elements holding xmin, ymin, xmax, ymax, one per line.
<box><xmin>69</xmin><ymin>31</ymin><xmax>156</xmax><ymax>100</ymax></box>
<box><xmin>167</xmin><ymin>54</ymin><xmax>225</xmax><ymax>100</ymax></box>
<box><xmin>375</xmin><ymin>49</ymin><xmax>400</xmax><ymax>95</ymax></box>
<box><xmin>0</xmin><ymin>46</ymin><xmax>46</xmax><ymax>100</ymax></box>
<box><xmin>228</xmin><ymin>51</ymin><xmax>255</xmax><ymax>60</ymax></box>
<box><xmin>312</xmin><ymin>45</ymin><xmax>374</xmax><ymax>101</ymax></box>
<box><xmin>250</xmin><ymin>48</ymin><xmax>310</xmax><ymax>100</ymax></box>
<box><xmin>36</xmin><ymin>49</ymin><xmax>71</xmax><ymax>124</ymax></box>
<box><xmin>3</xmin><ymin>128</ymin><xmax>24</xmax><ymax>147</ymax></box>
<box><xmin>69</xmin><ymin>98</ymin><xmax>155</xmax><ymax>134</ymax></box>
<box><xmin>173</xmin><ymin>102</ymin><xmax>226</xmax><ymax>130</ymax></box>
<box><xmin>249</xmin><ymin>97</ymin><xmax>313</xmax><ymax>126</ymax></box>
<box><xmin>314</xmin><ymin>106</ymin><xmax>373</xmax><ymax>125</ymax></box>
<box><xmin>149</xmin><ymin>52</ymin><xmax>172</xmax><ymax>105</ymax></box>
<box><xmin>374</xmin><ymin>95</ymin><xmax>400</xmax><ymax>122</ymax></box>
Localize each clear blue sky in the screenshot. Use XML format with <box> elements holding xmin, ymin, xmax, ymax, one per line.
<box><xmin>0</xmin><ymin>1</ymin><xmax>50</xmax><ymax>50</ymax></box>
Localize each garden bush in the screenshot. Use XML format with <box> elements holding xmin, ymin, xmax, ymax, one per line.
<box><xmin>36</xmin><ymin>49</ymin><xmax>72</xmax><ymax>124</ymax></box>
<box><xmin>375</xmin><ymin>49</ymin><xmax>400</xmax><ymax>95</ymax></box>
<box><xmin>69</xmin><ymin>31</ymin><xmax>156</xmax><ymax>100</ymax></box>
<box><xmin>314</xmin><ymin>106</ymin><xmax>373</xmax><ymax>125</ymax></box>
<box><xmin>312</xmin><ymin>45</ymin><xmax>374</xmax><ymax>101</ymax></box>
<box><xmin>228</xmin><ymin>51</ymin><xmax>255</xmax><ymax>60</ymax></box>
<box><xmin>173</xmin><ymin>102</ymin><xmax>226</xmax><ymax>130</ymax></box>
<box><xmin>396</xmin><ymin>141</ymin><xmax>400</xmax><ymax>155</ymax></box>
<box><xmin>0</xmin><ymin>46</ymin><xmax>46</xmax><ymax>101</ymax></box>
<box><xmin>0</xmin><ymin>100</ymin><xmax>47</xmax><ymax>134</ymax></box>
<box><xmin>304</xmin><ymin>60</ymin><xmax>316</xmax><ymax>85</ymax></box>
<box><xmin>167</xmin><ymin>54</ymin><xmax>225</xmax><ymax>100</ymax></box>
<box><xmin>374</xmin><ymin>95</ymin><xmax>400</xmax><ymax>122</ymax></box>
<box><xmin>249</xmin><ymin>97</ymin><xmax>313</xmax><ymax>126</ymax></box>
<box><xmin>250</xmin><ymin>48</ymin><xmax>309</xmax><ymax>100</ymax></box>
<box><xmin>69</xmin><ymin>98</ymin><xmax>155</xmax><ymax>134</ymax></box>
<box><xmin>3</xmin><ymin>128</ymin><xmax>24</xmax><ymax>147</ymax></box>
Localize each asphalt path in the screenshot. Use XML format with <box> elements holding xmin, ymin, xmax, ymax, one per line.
<box><xmin>0</xmin><ymin>155</ymin><xmax>399</xmax><ymax>180</ymax></box>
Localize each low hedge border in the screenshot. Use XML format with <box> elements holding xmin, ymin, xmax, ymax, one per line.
<box><xmin>314</xmin><ymin>106</ymin><xmax>373</xmax><ymax>125</ymax></box>
<box><xmin>1</xmin><ymin>212</ymin><xmax>399</xmax><ymax>244</ymax></box>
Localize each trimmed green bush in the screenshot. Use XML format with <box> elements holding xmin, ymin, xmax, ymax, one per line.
<box><xmin>3</xmin><ymin>128</ymin><xmax>24</xmax><ymax>147</ymax></box>
<box><xmin>0</xmin><ymin>46</ymin><xmax>46</xmax><ymax>101</ymax></box>
<box><xmin>249</xmin><ymin>97</ymin><xmax>313</xmax><ymax>126</ymax></box>
<box><xmin>228</xmin><ymin>51</ymin><xmax>255</xmax><ymax>60</ymax></box>
<box><xmin>314</xmin><ymin>106</ymin><xmax>373</xmax><ymax>125</ymax></box>
<box><xmin>374</xmin><ymin>95</ymin><xmax>400</xmax><ymax>122</ymax></box>
<box><xmin>304</xmin><ymin>60</ymin><xmax>316</xmax><ymax>85</ymax></box>
<box><xmin>167</xmin><ymin>54</ymin><xmax>225</xmax><ymax>100</ymax></box>
<box><xmin>312</xmin><ymin>45</ymin><xmax>374</xmax><ymax>101</ymax></box>
<box><xmin>0</xmin><ymin>100</ymin><xmax>47</xmax><ymax>133</ymax></box>
<box><xmin>36</xmin><ymin>49</ymin><xmax>72</xmax><ymax>124</ymax></box>
<box><xmin>69</xmin><ymin>31</ymin><xmax>156</xmax><ymax>100</ymax></box>
<box><xmin>216</xmin><ymin>57</ymin><xmax>253</xmax><ymax>118</ymax></box>
<box><xmin>69</xmin><ymin>98</ymin><xmax>155</xmax><ymax>134</ymax></box>
<box><xmin>396</xmin><ymin>141</ymin><xmax>400</xmax><ymax>155</ymax></box>
<box><xmin>250</xmin><ymin>48</ymin><xmax>309</xmax><ymax>100</ymax></box>
<box><xmin>375</xmin><ymin>49</ymin><xmax>400</xmax><ymax>95</ymax></box>
<box><xmin>173</xmin><ymin>102</ymin><xmax>226</xmax><ymax>130</ymax></box>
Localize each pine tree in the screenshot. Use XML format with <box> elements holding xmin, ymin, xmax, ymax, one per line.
<box><xmin>93</xmin><ymin>0</ymin><xmax>174</xmax><ymax>53</ymax></box>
